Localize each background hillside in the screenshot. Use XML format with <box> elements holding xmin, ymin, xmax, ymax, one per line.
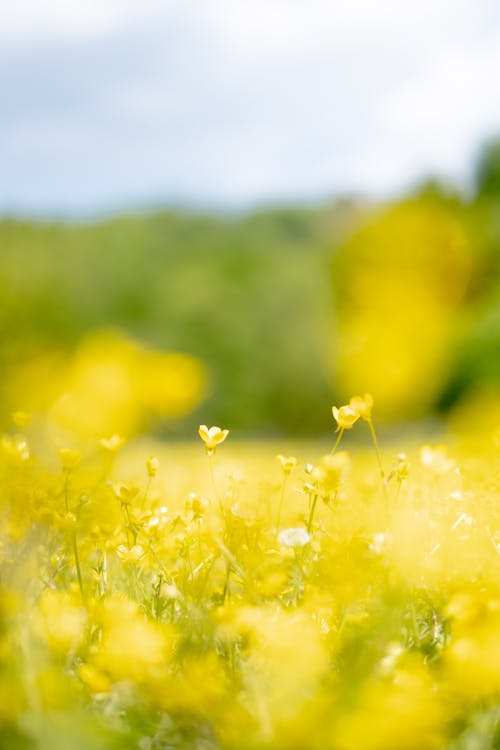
<box><xmin>2</xmin><ymin>149</ymin><xmax>500</xmax><ymax>436</ymax></box>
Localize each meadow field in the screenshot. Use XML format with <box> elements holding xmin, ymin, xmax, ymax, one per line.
<box><xmin>2</xmin><ymin>174</ymin><xmax>500</xmax><ymax>748</ymax></box>
<box><xmin>2</xmin><ymin>397</ymin><xmax>500</xmax><ymax>750</ymax></box>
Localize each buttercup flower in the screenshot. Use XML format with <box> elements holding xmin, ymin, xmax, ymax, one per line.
<box><xmin>198</xmin><ymin>425</ymin><xmax>229</xmax><ymax>456</ymax></box>
<box><xmin>99</xmin><ymin>434</ymin><xmax>125</xmax><ymax>452</ymax></box>
<box><xmin>58</xmin><ymin>448</ymin><xmax>81</xmax><ymax>472</ymax></box>
<box><xmin>146</xmin><ymin>456</ymin><xmax>160</xmax><ymax>478</ymax></box>
<box><xmin>276</xmin><ymin>455</ymin><xmax>298</xmax><ymax>474</ymax></box>
<box><xmin>113</xmin><ymin>482</ymin><xmax>140</xmax><ymax>505</ymax></box>
<box><xmin>2</xmin><ymin>436</ymin><xmax>31</xmax><ymax>463</ymax></box>
<box><xmin>332</xmin><ymin>404</ymin><xmax>359</xmax><ymax>431</ymax></box>
<box><xmin>389</xmin><ymin>453</ymin><xmax>410</xmax><ymax>483</ymax></box>
<box><xmin>349</xmin><ymin>393</ymin><xmax>374</xmax><ymax>421</ymax></box>
<box><xmin>420</xmin><ymin>445</ymin><xmax>456</xmax><ymax>476</ymax></box>
<box><xmin>116</xmin><ymin>544</ymin><xmax>144</xmax><ymax>563</ymax></box>
<box><xmin>312</xmin><ymin>452</ymin><xmax>350</xmax><ymax>495</ymax></box>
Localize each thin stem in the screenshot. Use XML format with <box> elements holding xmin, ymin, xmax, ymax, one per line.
<box><xmin>72</xmin><ymin>529</ymin><xmax>85</xmax><ymax>602</ymax></box>
<box><xmin>142</xmin><ymin>476</ymin><xmax>152</xmax><ymax>508</ymax></box>
<box><xmin>336</xmin><ymin>607</ymin><xmax>348</xmax><ymax>642</ymax></box>
<box><xmin>367</xmin><ymin>418</ymin><xmax>389</xmax><ymax>513</ymax></box>
<box><xmin>63</xmin><ymin>469</ymin><xmax>85</xmax><ymax>601</ymax></box>
<box><xmin>221</xmin><ymin>560</ymin><xmax>231</xmax><ymax>604</ymax></box>
<box><xmin>276</xmin><ymin>474</ymin><xmax>288</xmax><ymax>531</ymax></box>
<box><xmin>409</xmin><ymin>597</ymin><xmax>419</xmax><ymax>645</ymax></box>
<box><xmin>207</xmin><ymin>453</ymin><xmax>224</xmax><ymax>516</ymax></box>
<box><xmin>122</xmin><ymin>503</ymin><xmax>132</xmax><ymax>547</ymax></box>
<box><xmin>307</xmin><ymin>493</ymin><xmax>319</xmax><ymax>533</ymax></box>
<box><xmin>153</xmin><ymin>574</ymin><xmax>163</xmax><ymax>619</ymax></box>
<box><xmin>63</xmin><ymin>472</ymin><xmax>70</xmax><ymax>513</ymax></box>
<box><xmin>101</xmin><ymin>548</ymin><xmax>107</xmax><ymax>596</ymax></box>
<box><xmin>331</xmin><ymin>428</ymin><xmax>344</xmax><ymax>455</ymax></box>
<box><xmin>367</xmin><ymin>418</ymin><xmax>384</xmax><ymax>480</ymax></box>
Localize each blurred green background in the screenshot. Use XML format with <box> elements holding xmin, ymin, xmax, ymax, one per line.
<box><xmin>2</xmin><ymin>140</ymin><xmax>500</xmax><ymax>436</ymax></box>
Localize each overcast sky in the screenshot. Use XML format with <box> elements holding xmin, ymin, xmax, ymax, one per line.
<box><xmin>2</xmin><ymin>0</ymin><xmax>500</xmax><ymax>216</ymax></box>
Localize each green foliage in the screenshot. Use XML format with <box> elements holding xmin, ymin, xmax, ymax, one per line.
<box><xmin>0</xmin><ymin>208</ymin><xmax>347</xmax><ymax>435</ymax></box>
<box><xmin>1</xmin><ymin>185</ymin><xmax>500</xmax><ymax>433</ymax></box>
<box><xmin>475</xmin><ymin>138</ymin><xmax>500</xmax><ymax>198</ymax></box>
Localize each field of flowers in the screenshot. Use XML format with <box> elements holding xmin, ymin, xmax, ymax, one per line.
<box><xmin>2</xmin><ymin>388</ymin><xmax>500</xmax><ymax>750</ymax></box>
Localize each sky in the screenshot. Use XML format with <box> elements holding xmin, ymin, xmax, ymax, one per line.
<box><xmin>2</xmin><ymin>0</ymin><xmax>500</xmax><ymax>216</ymax></box>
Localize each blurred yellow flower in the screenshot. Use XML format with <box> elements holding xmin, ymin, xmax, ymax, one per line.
<box><xmin>37</xmin><ymin>591</ymin><xmax>87</xmax><ymax>653</ymax></box>
<box><xmin>99</xmin><ymin>434</ymin><xmax>125</xmax><ymax>452</ymax></box>
<box><xmin>198</xmin><ymin>424</ymin><xmax>229</xmax><ymax>455</ymax></box>
<box><xmin>113</xmin><ymin>481</ymin><xmax>140</xmax><ymax>505</ymax></box>
<box><xmin>349</xmin><ymin>393</ymin><xmax>374</xmax><ymax>421</ymax></box>
<box><xmin>78</xmin><ymin>663</ymin><xmax>111</xmax><ymax>694</ymax></box>
<box><xmin>116</xmin><ymin>544</ymin><xmax>144</xmax><ymax>563</ymax></box>
<box><xmin>93</xmin><ymin>596</ymin><xmax>173</xmax><ymax>683</ymax></box>
<box><xmin>332</xmin><ymin>404</ymin><xmax>359</xmax><ymax>431</ymax></box>
<box><xmin>47</xmin><ymin>330</ymin><xmax>206</xmax><ymax>441</ymax></box>
<box><xmin>420</xmin><ymin>445</ymin><xmax>456</xmax><ymax>476</ymax></box>
<box><xmin>58</xmin><ymin>448</ymin><xmax>81</xmax><ymax>472</ymax></box>
<box><xmin>146</xmin><ymin>455</ymin><xmax>160</xmax><ymax>478</ymax></box>
<box><xmin>276</xmin><ymin>455</ymin><xmax>298</xmax><ymax>474</ymax></box>
<box><xmin>1</xmin><ymin>435</ymin><xmax>30</xmax><ymax>463</ymax></box>
<box><xmin>11</xmin><ymin>411</ymin><xmax>30</xmax><ymax>429</ymax></box>
<box><xmin>387</xmin><ymin>453</ymin><xmax>410</xmax><ymax>483</ymax></box>
<box><xmin>312</xmin><ymin>452</ymin><xmax>350</xmax><ymax>495</ymax></box>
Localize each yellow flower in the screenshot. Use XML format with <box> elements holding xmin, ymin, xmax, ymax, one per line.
<box><xmin>276</xmin><ymin>455</ymin><xmax>298</xmax><ymax>474</ymax></box>
<box><xmin>2</xmin><ymin>435</ymin><xmax>30</xmax><ymax>463</ymax></box>
<box><xmin>11</xmin><ymin>411</ymin><xmax>30</xmax><ymax>428</ymax></box>
<box><xmin>78</xmin><ymin>663</ymin><xmax>111</xmax><ymax>694</ymax></box>
<box><xmin>116</xmin><ymin>544</ymin><xmax>144</xmax><ymax>563</ymax></box>
<box><xmin>146</xmin><ymin>455</ymin><xmax>160</xmax><ymax>478</ymax></box>
<box><xmin>388</xmin><ymin>453</ymin><xmax>410</xmax><ymax>483</ymax></box>
<box><xmin>198</xmin><ymin>425</ymin><xmax>229</xmax><ymax>456</ymax></box>
<box><xmin>332</xmin><ymin>404</ymin><xmax>359</xmax><ymax>431</ymax></box>
<box><xmin>349</xmin><ymin>393</ymin><xmax>374</xmax><ymax>421</ymax></box>
<box><xmin>312</xmin><ymin>452</ymin><xmax>350</xmax><ymax>495</ymax></box>
<box><xmin>184</xmin><ymin>492</ymin><xmax>209</xmax><ymax>517</ymax></box>
<box><xmin>99</xmin><ymin>434</ymin><xmax>125</xmax><ymax>452</ymax></box>
<box><xmin>420</xmin><ymin>445</ymin><xmax>455</xmax><ymax>476</ymax></box>
<box><xmin>113</xmin><ymin>481</ymin><xmax>140</xmax><ymax>504</ymax></box>
<box><xmin>58</xmin><ymin>448</ymin><xmax>81</xmax><ymax>472</ymax></box>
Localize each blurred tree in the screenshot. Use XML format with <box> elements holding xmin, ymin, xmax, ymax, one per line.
<box><xmin>475</xmin><ymin>138</ymin><xmax>500</xmax><ymax>197</ymax></box>
<box><xmin>331</xmin><ymin>196</ymin><xmax>474</xmax><ymax>419</ymax></box>
<box><xmin>0</xmin><ymin>207</ymin><xmax>346</xmax><ymax>436</ymax></box>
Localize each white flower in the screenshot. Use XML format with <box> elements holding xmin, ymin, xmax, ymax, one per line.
<box><xmin>278</xmin><ymin>527</ymin><xmax>310</xmax><ymax>548</ymax></box>
<box><xmin>370</xmin><ymin>532</ymin><xmax>389</xmax><ymax>555</ymax></box>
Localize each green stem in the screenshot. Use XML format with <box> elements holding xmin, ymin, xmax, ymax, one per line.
<box><xmin>154</xmin><ymin>574</ymin><xmax>163</xmax><ymax>619</ymax></box>
<box><xmin>122</xmin><ymin>503</ymin><xmax>133</xmax><ymax>546</ymax></box>
<box><xmin>331</xmin><ymin>428</ymin><xmax>344</xmax><ymax>455</ymax></box>
<box><xmin>72</xmin><ymin>529</ymin><xmax>85</xmax><ymax>602</ymax></box>
<box><xmin>142</xmin><ymin>476</ymin><xmax>152</xmax><ymax>508</ymax></box>
<box><xmin>208</xmin><ymin>453</ymin><xmax>218</xmax><ymax>505</ymax></box>
<box><xmin>63</xmin><ymin>469</ymin><xmax>85</xmax><ymax>601</ymax></box>
<box><xmin>101</xmin><ymin>548</ymin><xmax>107</xmax><ymax>596</ymax></box>
<box><xmin>409</xmin><ymin>597</ymin><xmax>419</xmax><ymax>645</ymax></box>
<box><xmin>63</xmin><ymin>472</ymin><xmax>70</xmax><ymax>513</ymax></box>
<box><xmin>221</xmin><ymin>560</ymin><xmax>231</xmax><ymax>604</ymax></box>
<box><xmin>276</xmin><ymin>474</ymin><xmax>288</xmax><ymax>531</ymax></box>
<box><xmin>367</xmin><ymin>419</ymin><xmax>384</xmax><ymax>479</ymax></box>
<box><xmin>367</xmin><ymin>418</ymin><xmax>389</xmax><ymax>512</ymax></box>
<box><xmin>307</xmin><ymin>493</ymin><xmax>319</xmax><ymax>533</ymax></box>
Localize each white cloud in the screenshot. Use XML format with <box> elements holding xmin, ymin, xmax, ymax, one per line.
<box><xmin>1</xmin><ymin>0</ymin><xmax>500</xmax><ymax>212</ymax></box>
<box><xmin>0</xmin><ymin>0</ymin><xmax>171</xmax><ymax>42</ymax></box>
<box><xmin>378</xmin><ymin>34</ymin><xmax>500</xmax><ymax>184</ymax></box>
